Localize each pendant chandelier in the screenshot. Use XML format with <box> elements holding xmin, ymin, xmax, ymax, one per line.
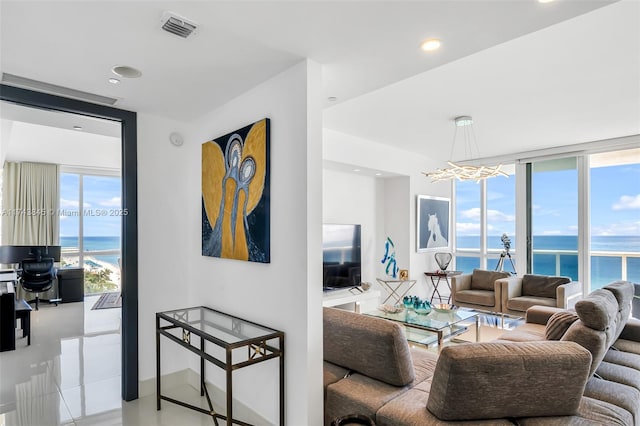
<box><xmin>423</xmin><ymin>116</ymin><xmax>507</xmax><ymax>182</ymax></box>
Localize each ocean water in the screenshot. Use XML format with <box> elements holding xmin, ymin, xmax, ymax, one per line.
<box><xmin>60</xmin><ymin>236</ymin><xmax>121</xmax><ymax>267</ymax></box>
<box><xmin>456</xmin><ymin>235</ymin><xmax>640</xmax><ymax>290</ymax></box>
<box><xmin>61</xmin><ymin>235</ymin><xmax>639</xmax><ymax>290</ymax></box>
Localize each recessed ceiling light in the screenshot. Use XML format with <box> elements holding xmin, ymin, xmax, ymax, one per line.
<box><xmin>112</xmin><ymin>65</ymin><xmax>142</xmax><ymax>78</ymax></box>
<box><xmin>353</xmin><ymin>169</ymin><xmax>361</xmax><ymax>172</ymax></box>
<box><xmin>73</xmin><ymin>126</ymin><xmax>83</xmax><ymax>131</ymax></box>
<box><xmin>420</xmin><ymin>38</ymin><xmax>441</xmax><ymax>52</ymax></box>
<box><xmin>108</xmin><ymin>78</ymin><xmax>120</xmax><ymax>84</ymax></box>
<box><xmin>375</xmin><ymin>173</ymin><xmax>382</xmax><ymax>176</ymax></box>
<box><xmin>538</xmin><ymin>0</ymin><xmax>555</xmax><ymax>3</ymax></box>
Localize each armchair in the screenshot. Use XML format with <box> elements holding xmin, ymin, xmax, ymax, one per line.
<box><xmin>450</xmin><ymin>269</ymin><xmax>511</xmax><ymax>313</ymax></box>
<box><xmin>499</xmin><ymin>274</ymin><xmax>582</xmax><ymax>317</ymax></box>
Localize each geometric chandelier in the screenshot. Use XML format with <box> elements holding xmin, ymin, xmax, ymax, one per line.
<box><xmin>423</xmin><ymin>116</ymin><xmax>508</xmax><ymax>182</ymax></box>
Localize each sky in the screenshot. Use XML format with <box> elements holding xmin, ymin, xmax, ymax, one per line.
<box><xmin>58</xmin><ymin>160</ymin><xmax>639</xmax><ymax>240</ymax></box>
<box><xmin>456</xmin><ymin>162</ymin><xmax>640</xmax><ymax>239</ymax></box>
<box><xmin>59</xmin><ymin>173</ymin><xmax>122</xmax><ymax>237</ymax></box>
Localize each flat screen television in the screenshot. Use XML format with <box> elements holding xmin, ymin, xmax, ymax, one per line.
<box><xmin>323</xmin><ymin>223</ymin><xmax>361</xmax><ymax>291</ymax></box>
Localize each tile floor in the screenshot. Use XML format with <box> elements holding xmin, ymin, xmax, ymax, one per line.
<box><xmin>0</xmin><ymin>296</ymin><xmax>231</xmax><ymax>426</ymax></box>
<box><xmin>0</xmin><ymin>298</ymin><xmax>520</xmax><ymax>426</ymax></box>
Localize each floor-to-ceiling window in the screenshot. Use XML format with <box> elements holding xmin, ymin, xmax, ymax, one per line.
<box><xmin>453</xmin><ymin>142</ymin><xmax>640</xmax><ymax>294</ymax></box>
<box><xmin>589</xmin><ymin>148</ymin><xmax>640</xmax><ymax>291</ymax></box>
<box><xmin>530</xmin><ymin>158</ymin><xmax>578</xmax><ymax>280</ymax></box>
<box><xmin>60</xmin><ymin>169</ymin><xmax>122</xmax><ymax>295</ymax></box>
<box><xmin>486</xmin><ymin>166</ymin><xmax>516</xmax><ymax>273</ymax></box>
<box><xmin>454</xmin><ymin>165</ymin><xmax>516</xmax><ymax>273</ymax></box>
<box><xmin>455</xmin><ymin>179</ymin><xmax>482</xmax><ymax>271</ymax></box>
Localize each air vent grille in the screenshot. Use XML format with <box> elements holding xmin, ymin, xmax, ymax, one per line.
<box><xmin>161</xmin><ymin>12</ymin><xmax>197</xmax><ymax>38</ymax></box>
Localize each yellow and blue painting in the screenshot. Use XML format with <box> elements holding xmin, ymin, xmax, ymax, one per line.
<box><xmin>202</xmin><ymin>118</ymin><xmax>270</xmax><ymax>263</ymax></box>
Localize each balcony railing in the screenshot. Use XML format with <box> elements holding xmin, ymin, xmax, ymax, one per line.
<box><xmin>61</xmin><ymin>247</ymin><xmax>121</xmax><ymax>294</ymax></box>
<box><xmin>455</xmin><ymin>249</ymin><xmax>640</xmax><ymax>292</ymax></box>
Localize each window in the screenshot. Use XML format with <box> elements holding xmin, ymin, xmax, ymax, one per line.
<box><xmin>455</xmin><ymin>179</ymin><xmax>481</xmax><ymax>271</ymax></box>
<box><xmin>454</xmin><ymin>165</ymin><xmax>516</xmax><ymax>273</ymax></box>
<box><xmin>530</xmin><ymin>158</ymin><xmax>578</xmax><ymax>280</ymax></box>
<box><xmin>60</xmin><ymin>170</ymin><xmax>122</xmax><ymax>295</ymax></box>
<box><xmin>453</xmin><ymin>143</ymin><xmax>640</xmax><ymax>295</ymax></box>
<box><xmin>486</xmin><ymin>168</ymin><xmax>516</xmax><ymax>272</ymax></box>
<box><xmin>589</xmin><ymin>149</ymin><xmax>640</xmax><ymax>291</ymax></box>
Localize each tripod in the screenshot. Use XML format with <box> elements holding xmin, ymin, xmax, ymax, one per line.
<box><xmin>495</xmin><ymin>250</ymin><xmax>516</xmax><ymax>274</ymax></box>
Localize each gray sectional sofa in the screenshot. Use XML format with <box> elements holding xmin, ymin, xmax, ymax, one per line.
<box><xmin>323</xmin><ymin>280</ymin><xmax>640</xmax><ymax>425</ymax></box>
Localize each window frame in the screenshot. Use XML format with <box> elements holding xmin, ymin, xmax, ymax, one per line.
<box><xmin>60</xmin><ymin>166</ymin><xmax>122</xmax><ymax>292</ymax></box>
<box><xmin>453</xmin><ymin>136</ymin><xmax>640</xmax><ymax>298</ymax></box>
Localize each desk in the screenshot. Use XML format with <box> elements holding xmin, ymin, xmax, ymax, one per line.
<box><xmin>156</xmin><ymin>306</ymin><xmax>284</xmax><ymax>426</ymax></box>
<box><xmin>376</xmin><ymin>278</ymin><xmax>417</xmax><ymax>305</ymax></box>
<box><xmin>424</xmin><ymin>271</ymin><xmax>462</xmax><ymax>304</ymax></box>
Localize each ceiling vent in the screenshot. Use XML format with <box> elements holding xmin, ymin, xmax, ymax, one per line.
<box><xmin>161</xmin><ymin>11</ymin><xmax>197</xmax><ymax>38</ymax></box>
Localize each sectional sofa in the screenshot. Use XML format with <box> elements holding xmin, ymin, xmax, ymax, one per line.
<box><xmin>323</xmin><ymin>280</ymin><xmax>640</xmax><ymax>425</ymax></box>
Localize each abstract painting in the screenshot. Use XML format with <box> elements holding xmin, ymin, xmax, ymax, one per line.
<box><xmin>417</xmin><ymin>195</ymin><xmax>450</xmax><ymax>252</ymax></box>
<box><xmin>202</xmin><ymin>118</ymin><xmax>270</xmax><ymax>263</ymax></box>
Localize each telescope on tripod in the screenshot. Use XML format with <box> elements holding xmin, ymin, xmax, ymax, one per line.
<box><xmin>495</xmin><ymin>233</ymin><xmax>516</xmax><ymax>274</ymax></box>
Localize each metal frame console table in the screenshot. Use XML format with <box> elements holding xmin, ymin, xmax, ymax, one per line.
<box><xmin>156</xmin><ymin>306</ymin><xmax>284</xmax><ymax>426</ymax></box>
<box><xmin>376</xmin><ymin>278</ymin><xmax>417</xmax><ymax>305</ymax></box>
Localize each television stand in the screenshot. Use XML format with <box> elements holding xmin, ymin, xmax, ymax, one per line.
<box><xmin>323</xmin><ymin>288</ymin><xmax>380</xmax><ymax>313</ymax></box>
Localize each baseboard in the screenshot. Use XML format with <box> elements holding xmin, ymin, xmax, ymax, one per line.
<box><xmin>139</xmin><ymin>368</ymin><xmax>270</xmax><ymax>424</ymax></box>
<box><xmin>139</xmin><ymin>368</ymin><xmax>189</xmax><ymax>398</ymax></box>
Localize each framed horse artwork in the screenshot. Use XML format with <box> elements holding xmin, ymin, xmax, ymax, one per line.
<box><xmin>417</xmin><ymin>195</ymin><xmax>451</xmax><ymax>252</ymax></box>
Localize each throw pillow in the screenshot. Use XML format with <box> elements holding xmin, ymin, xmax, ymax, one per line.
<box><xmin>545</xmin><ymin>310</ymin><xmax>579</xmax><ymax>340</ymax></box>
<box><xmin>522</xmin><ymin>274</ymin><xmax>571</xmax><ymax>298</ymax></box>
<box><xmin>470</xmin><ymin>269</ymin><xmax>510</xmax><ymax>291</ymax></box>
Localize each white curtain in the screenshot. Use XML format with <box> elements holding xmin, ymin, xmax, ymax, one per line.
<box><xmin>1</xmin><ymin>161</ymin><xmax>60</xmax><ymax>245</ymax></box>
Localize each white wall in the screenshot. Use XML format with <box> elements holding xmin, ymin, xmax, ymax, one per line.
<box><xmin>0</xmin><ymin>119</ymin><xmax>13</xmax><ymax>166</ymax></box>
<box><xmin>380</xmin><ymin>176</ymin><xmax>410</xmax><ymax>277</ymax></box>
<box><xmin>323</xmin><ymin>168</ymin><xmax>377</xmax><ymax>284</ymax></box>
<box><xmin>182</xmin><ymin>60</ymin><xmax>323</xmax><ymax>425</ymax></box>
<box><xmin>136</xmin><ymin>112</ymin><xmax>193</xmax><ymax>381</ymax></box>
<box><xmin>323</xmin><ymin>129</ymin><xmax>451</xmax><ymax>300</ymax></box>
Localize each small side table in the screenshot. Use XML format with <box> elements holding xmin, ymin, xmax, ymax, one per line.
<box><xmin>15</xmin><ymin>299</ymin><xmax>32</xmax><ymax>345</ymax></box>
<box><xmin>376</xmin><ymin>278</ymin><xmax>417</xmax><ymax>305</ymax></box>
<box><xmin>424</xmin><ymin>271</ymin><xmax>462</xmax><ymax>304</ymax></box>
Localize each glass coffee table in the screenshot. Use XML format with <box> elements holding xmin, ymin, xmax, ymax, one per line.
<box><xmin>364</xmin><ymin>307</ymin><xmax>479</xmax><ymax>350</ymax></box>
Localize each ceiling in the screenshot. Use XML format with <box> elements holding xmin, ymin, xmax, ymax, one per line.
<box><xmin>1</xmin><ymin>0</ymin><xmax>638</xmax><ymax>163</ymax></box>
<box><xmin>0</xmin><ymin>102</ymin><xmax>121</xmax><ymax>169</ymax></box>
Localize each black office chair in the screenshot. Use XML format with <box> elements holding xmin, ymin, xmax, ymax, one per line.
<box><xmin>19</xmin><ymin>256</ymin><xmax>57</xmax><ymax>310</ymax></box>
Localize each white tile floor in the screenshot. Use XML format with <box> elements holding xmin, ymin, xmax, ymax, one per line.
<box><xmin>1</xmin><ymin>298</ymin><xmax>519</xmax><ymax>426</ymax></box>
<box><xmin>0</xmin><ymin>296</ymin><xmax>231</xmax><ymax>426</ymax></box>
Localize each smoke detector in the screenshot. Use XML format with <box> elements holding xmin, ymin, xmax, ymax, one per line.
<box><xmin>160</xmin><ymin>11</ymin><xmax>197</xmax><ymax>38</ymax></box>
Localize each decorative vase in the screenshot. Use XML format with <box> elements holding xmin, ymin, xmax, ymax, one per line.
<box><xmin>403</xmin><ymin>296</ymin><xmax>414</xmax><ymax>310</ymax></box>
<box><xmin>414</xmin><ymin>300</ymin><xmax>432</xmax><ymax>315</ymax></box>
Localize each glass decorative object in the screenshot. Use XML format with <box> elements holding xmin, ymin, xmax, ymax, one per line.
<box><xmin>414</xmin><ymin>300</ymin><xmax>432</xmax><ymax>315</ymax></box>
<box><xmin>435</xmin><ymin>252</ymin><xmax>452</xmax><ymax>271</ymax></box>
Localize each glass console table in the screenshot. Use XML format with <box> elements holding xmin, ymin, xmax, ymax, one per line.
<box><xmin>156</xmin><ymin>306</ymin><xmax>285</xmax><ymax>426</ymax></box>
